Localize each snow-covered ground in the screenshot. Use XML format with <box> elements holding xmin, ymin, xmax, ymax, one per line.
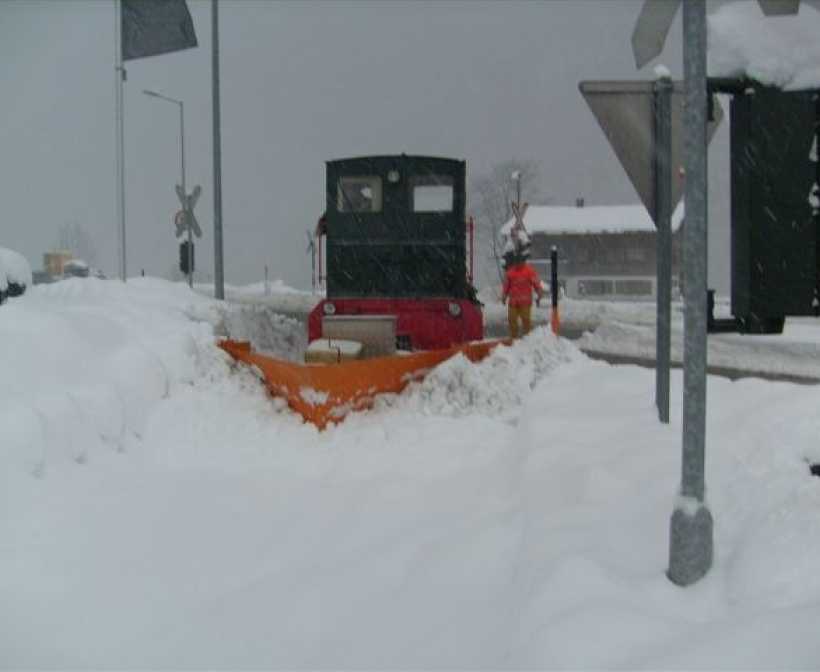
<box><xmin>206</xmin><ymin>281</ymin><xmax>820</xmax><ymax>382</ymax></box>
<box><xmin>3</xmin><ymin>277</ymin><xmax>820</xmax><ymax>668</ymax></box>
<box><xmin>575</xmin><ymin>302</ymin><xmax>820</xmax><ymax>381</ymax></box>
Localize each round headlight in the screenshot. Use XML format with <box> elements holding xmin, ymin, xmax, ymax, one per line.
<box><xmin>448</xmin><ymin>302</ymin><xmax>462</xmax><ymax>317</ymax></box>
<box><xmin>323</xmin><ymin>302</ymin><xmax>336</xmax><ymax>315</ymax></box>
<box><xmin>388</xmin><ymin>170</ymin><xmax>400</xmax><ymax>183</ymax></box>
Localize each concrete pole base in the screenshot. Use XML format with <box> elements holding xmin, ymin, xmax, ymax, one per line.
<box><xmin>667</xmin><ymin>504</ymin><xmax>713</xmax><ymax>586</ymax></box>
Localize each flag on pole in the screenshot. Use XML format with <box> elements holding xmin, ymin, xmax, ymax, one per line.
<box><xmin>122</xmin><ymin>0</ymin><xmax>198</xmax><ymax>61</ymax></box>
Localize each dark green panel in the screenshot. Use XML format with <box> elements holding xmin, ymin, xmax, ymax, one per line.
<box><xmin>731</xmin><ymin>93</ymin><xmax>752</xmax><ymax>315</ymax></box>
<box><xmin>324</xmin><ymin>155</ymin><xmax>468</xmax><ymax>298</ymax></box>
<box><xmin>326</xmin><ymin>243</ymin><xmax>466</xmax><ymax>298</ymax></box>
<box><xmin>730</xmin><ymin>86</ymin><xmax>817</xmax><ymax>318</ymax></box>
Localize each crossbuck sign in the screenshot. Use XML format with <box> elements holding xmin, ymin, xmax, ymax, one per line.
<box><xmin>174</xmin><ymin>184</ymin><xmax>202</xmax><ymax>238</ymax></box>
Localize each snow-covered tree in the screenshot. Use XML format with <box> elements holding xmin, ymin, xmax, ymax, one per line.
<box><xmin>467</xmin><ymin>159</ymin><xmax>546</xmax><ymax>288</ymax></box>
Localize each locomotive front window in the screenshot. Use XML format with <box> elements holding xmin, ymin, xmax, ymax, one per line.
<box><xmin>410</xmin><ymin>175</ymin><xmax>453</xmax><ymax>212</ymax></box>
<box><xmin>337</xmin><ymin>176</ymin><xmax>382</xmax><ymax>213</ymax></box>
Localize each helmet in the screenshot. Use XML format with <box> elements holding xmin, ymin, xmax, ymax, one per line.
<box><xmin>503</xmin><ymin>250</ymin><xmax>516</xmax><ymax>269</ymax></box>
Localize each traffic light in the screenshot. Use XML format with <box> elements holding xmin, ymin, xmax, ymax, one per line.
<box><xmin>179</xmin><ymin>240</ymin><xmax>195</xmax><ymax>275</ymax></box>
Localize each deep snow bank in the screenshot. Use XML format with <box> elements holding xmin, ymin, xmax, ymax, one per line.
<box><xmin>5</xmin><ymin>278</ymin><xmax>820</xmax><ymax>669</ymax></box>
<box><xmin>0</xmin><ymin>278</ymin><xmax>309</xmax><ymax>477</ymax></box>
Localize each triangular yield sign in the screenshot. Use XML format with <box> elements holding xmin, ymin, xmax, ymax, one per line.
<box><xmin>579</xmin><ymin>80</ymin><xmax>723</xmax><ymax>220</ymax></box>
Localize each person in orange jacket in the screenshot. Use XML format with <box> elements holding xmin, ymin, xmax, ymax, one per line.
<box><xmin>501</xmin><ymin>252</ymin><xmax>545</xmax><ymax>339</ymax></box>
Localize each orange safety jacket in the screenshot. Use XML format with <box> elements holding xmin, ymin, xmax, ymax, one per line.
<box><xmin>503</xmin><ymin>263</ymin><xmax>543</xmax><ymax>307</ymax></box>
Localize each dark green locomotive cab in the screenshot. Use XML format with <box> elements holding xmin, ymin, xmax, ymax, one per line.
<box><xmin>324</xmin><ymin>155</ymin><xmax>469</xmax><ymax>299</ymax></box>
<box><xmin>308</xmin><ymin>155</ymin><xmax>482</xmax><ymax>351</ymax></box>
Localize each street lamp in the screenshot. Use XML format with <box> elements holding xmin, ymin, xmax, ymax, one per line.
<box><xmin>143</xmin><ymin>88</ymin><xmax>192</xmax><ymax>287</ymax></box>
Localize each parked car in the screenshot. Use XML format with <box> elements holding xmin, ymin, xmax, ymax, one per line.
<box><xmin>63</xmin><ymin>259</ymin><xmax>90</xmax><ymax>278</ymax></box>
<box><xmin>0</xmin><ymin>247</ymin><xmax>32</xmax><ymax>299</ymax></box>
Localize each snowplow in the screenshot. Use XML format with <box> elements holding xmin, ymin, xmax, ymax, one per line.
<box><xmin>219</xmin><ymin>338</ymin><xmax>507</xmax><ymax>429</ymax></box>
<box><xmin>220</xmin><ymin>155</ymin><xmax>509</xmax><ymax>428</ymax></box>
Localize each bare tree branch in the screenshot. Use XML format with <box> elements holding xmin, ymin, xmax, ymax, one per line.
<box><xmin>467</xmin><ymin>159</ymin><xmax>546</xmax><ymax>289</ymax></box>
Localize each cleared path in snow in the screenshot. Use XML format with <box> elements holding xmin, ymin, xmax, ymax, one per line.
<box><xmin>210</xmin><ymin>289</ymin><xmax>820</xmax><ymax>385</ymax></box>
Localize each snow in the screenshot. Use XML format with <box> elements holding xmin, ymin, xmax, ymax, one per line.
<box><xmin>0</xmin><ymin>246</ymin><xmax>32</xmax><ymax>288</ymax></box>
<box><xmin>306</xmin><ymin>337</ymin><xmax>364</xmax><ymax>358</ymax></box>
<box><xmin>709</xmin><ymin>1</ymin><xmax>820</xmax><ymax>90</ymax></box>
<box><xmin>225</xmin><ymin>278</ymin><xmax>310</xmax><ymax>297</ymax></box>
<box><xmin>3</xmin><ymin>277</ymin><xmax>820</xmax><ymax>668</ymax></box>
<box><xmin>654</xmin><ymin>63</ymin><xmax>672</xmax><ymax>80</ymax></box>
<box><xmin>500</xmin><ymin>202</ymin><xmax>684</xmax><ymax>237</ymax></box>
<box><xmin>64</xmin><ymin>258</ymin><xmax>88</xmax><ymax>270</ymax></box>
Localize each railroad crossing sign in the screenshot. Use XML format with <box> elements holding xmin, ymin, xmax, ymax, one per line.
<box><xmin>509</xmin><ymin>201</ymin><xmax>531</xmax><ymax>253</ymax></box>
<box><xmin>174</xmin><ymin>209</ymin><xmax>189</xmax><ymax>237</ymax></box>
<box><xmin>631</xmin><ymin>0</ymin><xmax>799</xmax><ymax>69</ymax></box>
<box><xmin>174</xmin><ymin>184</ymin><xmax>202</xmax><ymax>238</ymax></box>
<box><xmin>510</xmin><ymin>202</ymin><xmax>529</xmax><ymax>235</ymax></box>
<box><xmin>579</xmin><ymin>79</ymin><xmax>723</xmax><ymax>217</ymax></box>
<box><xmin>631</xmin><ymin>0</ymin><xmax>680</xmax><ymax>69</ymax></box>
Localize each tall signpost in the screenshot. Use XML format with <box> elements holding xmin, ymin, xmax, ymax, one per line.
<box><xmin>670</xmin><ymin>0</ymin><xmax>713</xmax><ymax>587</ymax></box>
<box><xmin>212</xmin><ymin>0</ymin><xmax>225</xmax><ymax>300</ymax></box>
<box><xmin>579</xmin><ymin>79</ymin><xmax>722</xmax><ymax>426</ymax></box>
<box><xmin>653</xmin><ymin>74</ymin><xmax>673</xmax><ymax>425</ymax></box>
<box><xmin>144</xmin><ymin>88</ymin><xmax>199</xmax><ymax>287</ymax></box>
<box><xmin>118</xmin><ymin>0</ymin><xmax>199</xmax><ymax>282</ymax></box>
<box><xmin>629</xmin><ymin>0</ymin><xmax>800</xmax><ymax>587</ymax></box>
<box><xmin>114</xmin><ymin>0</ymin><xmax>126</xmax><ymax>282</ymax></box>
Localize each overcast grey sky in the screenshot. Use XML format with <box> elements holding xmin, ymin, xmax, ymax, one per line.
<box><xmin>1</xmin><ymin>0</ymin><xmax>741</xmax><ymax>290</ymax></box>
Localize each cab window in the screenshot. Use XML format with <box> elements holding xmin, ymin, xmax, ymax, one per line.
<box><xmin>337</xmin><ymin>176</ymin><xmax>382</xmax><ymax>212</ymax></box>
<box><xmin>410</xmin><ymin>175</ymin><xmax>454</xmax><ymax>212</ymax></box>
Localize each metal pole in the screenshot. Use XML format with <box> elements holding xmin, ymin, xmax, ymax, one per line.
<box><xmin>114</xmin><ymin>0</ymin><xmax>127</xmax><ymax>281</ymax></box>
<box><xmin>180</xmin><ymin>101</ymin><xmax>192</xmax><ymax>288</ymax></box>
<box><xmin>212</xmin><ymin>0</ymin><xmax>225</xmax><ymax>300</ymax></box>
<box><xmin>180</xmin><ymin>102</ymin><xmax>185</xmax><ymax>196</ymax></box>
<box><xmin>550</xmin><ymin>245</ymin><xmax>560</xmax><ymax>335</ymax></box>
<box><xmin>668</xmin><ymin>0</ymin><xmax>713</xmax><ymax>587</ymax></box>
<box><xmin>311</xmin><ymin>238</ymin><xmax>316</xmax><ymax>293</ymax></box>
<box><xmin>654</xmin><ymin>74</ymin><xmax>673</xmax><ymax>424</ymax></box>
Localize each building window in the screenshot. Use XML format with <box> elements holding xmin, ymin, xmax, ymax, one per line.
<box><xmin>626</xmin><ymin>247</ymin><xmax>646</xmax><ymax>262</ymax></box>
<box><xmin>615</xmin><ymin>279</ymin><xmax>653</xmax><ymax>296</ymax></box>
<box><xmin>607</xmin><ymin>248</ymin><xmax>626</xmax><ymax>264</ymax></box>
<box><xmin>410</xmin><ymin>175</ymin><xmax>453</xmax><ymax>212</ymax></box>
<box><xmin>578</xmin><ymin>279</ymin><xmax>613</xmax><ymax>296</ymax></box>
<box><xmin>576</xmin><ymin>247</ymin><xmax>592</xmax><ymax>264</ymax></box>
<box><xmin>337</xmin><ymin>176</ymin><xmax>382</xmax><ymax>212</ymax></box>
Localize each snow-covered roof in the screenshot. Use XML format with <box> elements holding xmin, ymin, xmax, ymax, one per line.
<box><xmin>500</xmin><ymin>203</ymin><xmax>684</xmax><ymax>237</ymax></box>
<box><xmin>64</xmin><ymin>259</ymin><xmax>89</xmax><ymax>270</ymax></box>
<box><xmin>709</xmin><ymin>1</ymin><xmax>820</xmax><ymax>91</ymax></box>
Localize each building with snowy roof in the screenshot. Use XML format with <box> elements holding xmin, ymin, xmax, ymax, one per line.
<box><xmin>499</xmin><ymin>200</ymin><xmax>684</xmax><ymax>301</ymax></box>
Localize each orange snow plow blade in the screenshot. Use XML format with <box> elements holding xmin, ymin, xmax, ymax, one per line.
<box><xmin>218</xmin><ymin>338</ymin><xmax>510</xmax><ymax>429</ymax></box>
